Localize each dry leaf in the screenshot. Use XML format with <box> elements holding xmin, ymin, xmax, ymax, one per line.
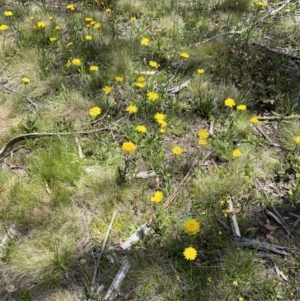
<box><xmin>4</xmin><ymin>284</ymin><xmax>17</xmax><ymax>292</ymax></box>
<box><xmin>264</xmin><ymin>224</ymin><xmax>278</xmax><ymax>231</ymax></box>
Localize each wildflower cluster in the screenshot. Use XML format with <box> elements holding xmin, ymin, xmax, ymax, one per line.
<box><xmin>198</xmin><ymin>129</ymin><xmax>209</xmax><ymax>146</ymax></box>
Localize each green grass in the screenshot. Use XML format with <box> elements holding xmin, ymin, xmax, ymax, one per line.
<box><xmin>0</xmin><ymin>0</ymin><xmax>300</xmax><ymax>300</ymax></box>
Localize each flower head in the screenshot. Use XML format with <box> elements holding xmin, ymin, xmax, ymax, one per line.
<box><xmin>55</xmin><ymin>26</ymin><xmax>60</xmax><ymax>30</ymax></box>
<box><xmin>49</xmin><ymin>16</ymin><xmax>53</xmax><ymax>20</ymax></box>
<box><xmin>103</xmin><ymin>86</ymin><xmax>112</xmax><ymax>94</ymax></box>
<box><xmin>237</xmin><ymin>104</ymin><xmax>247</xmax><ymax>111</ymax></box>
<box><xmin>89</xmin><ymin>106</ymin><xmax>101</xmax><ymax>117</ymax></box>
<box><xmin>37</xmin><ymin>21</ymin><xmax>46</xmax><ymax>28</ymax></box>
<box><xmin>115</xmin><ymin>76</ymin><xmax>124</xmax><ymax>83</ymax></box>
<box><xmin>295</xmin><ymin>136</ymin><xmax>300</xmax><ymax>144</ymax></box>
<box><xmin>172</xmin><ymin>146</ymin><xmax>183</xmax><ymax>156</ymax></box>
<box><xmin>198</xmin><ymin>129</ymin><xmax>209</xmax><ymax>139</ymax></box>
<box><xmin>85</xmin><ymin>35</ymin><xmax>93</xmax><ymax>40</ymax></box>
<box><xmin>232</xmin><ymin>149</ymin><xmax>242</xmax><ymax>158</ymax></box>
<box><xmin>197</xmin><ymin>68</ymin><xmax>205</xmax><ymax>74</ymax></box>
<box><xmin>225</xmin><ymin>98</ymin><xmax>235</xmax><ymax>108</ymax></box>
<box><xmin>183</xmin><ymin>246</ymin><xmax>197</xmax><ymax>260</ymax></box>
<box><xmin>122</xmin><ymin>141</ymin><xmax>136</xmax><ymax>154</ymax></box>
<box><xmin>151</xmin><ymin>191</ymin><xmax>164</xmax><ymax>203</ymax></box>
<box><xmin>22</xmin><ymin>77</ymin><xmax>30</xmax><ymax>84</ymax></box>
<box><xmin>198</xmin><ymin>139</ymin><xmax>207</xmax><ymax>146</ymax></box>
<box><xmin>256</xmin><ymin>1</ymin><xmax>267</xmax><ymax>7</ymax></box>
<box><xmin>232</xmin><ymin>280</ymin><xmax>238</xmax><ymax>286</ymax></box>
<box><xmin>94</xmin><ymin>22</ymin><xmax>101</xmax><ymax>29</ymax></box>
<box><xmin>66</xmin><ymin>4</ymin><xmax>75</xmax><ymax>10</ymax></box>
<box><xmin>140</xmin><ymin>37</ymin><xmax>149</xmax><ymax>46</ymax></box>
<box><xmin>135</xmin><ymin>81</ymin><xmax>146</xmax><ymax>88</ymax></box>
<box><xmin>90</xmin><ymin>65</ymin><xmax>99</xmax><ymax>72</ymax></box>
<box><xmin>154</xmin><ymin>112</ymin><xmax>166</xmax><ymax>122</ymax></box>
<box><xmin>250</xmin><ymin>116</ymin><xmax>259</xmax><ymax>124</ymax></box>
<box><xmin>72</xmin><ymin>58</ymin><xmax>81</xmax><ymax>66</ymax></box>
<box><xmin>149</xmin><ymin>60</ymin><xmax>158</xmax><ymax>68</ymax></box>
<box><xmin>4</xmin><ymin>11</ymin><xmax>13</xmax><ymax>17</ymax></box>
<box><xmin>0</xmin><ymin>24</ymin><xmax>9</xmax><ymax>31</ymax></box>
<box><xmin>147</xmin><ymin>91</ymin><xmax>159</xmax><ymax>101</ymax></box>
<box><xmin>105</xmin><ymin>8</ymin><xmax>112</xmax><ymax>13</ymax></box>
<box><xmin>131</xmin><ymin>16</ymin><xmax>137</xmax><ymax>22</ymax></box>
<box><xmin>180</xmin><ymin>52</ymin><xmax>189</xmax><ymax>59</ymax></box>
<box><xmin>184</xmin><ymin>219</ymin><xmax>200</xmax><ymax>235</ymax></box>
<box><xmin>67</xmin><ymin>42</ymin><xmax>73</xmax><ymax>47</ymax></box>
<box><xmin>126</xmin><ymin>105</ymin><xmax>138</xmax><ymax>114</ymax></box>
<box><xmin>136</xmin><ymin>125</ymin><xmax>147</xmax><ymax>133</ymax></box>
<box><xmin>49</xmin><ymin>37</ymin><xmax>57</xmax><ymax>42</ymax></box>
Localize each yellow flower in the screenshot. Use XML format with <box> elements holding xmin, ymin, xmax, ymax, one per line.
<box><xmin>130</xmin><ymin>16</ymin><xmax>137</xmax><ymax>22</ymax></box>
<box><xmin>295</xmin><ymin>136</ymin><xmax>300</xmax><ymax>144</ymax></box>
<box><xmin>147</xmin><ymin>91</ymin><xmax>159</xmax><ymax>101</ymax></box>
<box><xmin>37</xmin><ymin>21</ymin><xmax>46</xmax><ymax>28</ymax></box>
<box><xmin>154</xmin><ymin>112</ymin><xmax>166</xmax><ymax>122</ymax></box>
<box><xmin>149</xmin><ymin>60</ymin><xmax>158</xmax><ymax>68</ymax></box>
<box><xmin>49</xmin><ymin>16</ymin><xmax>53</xmax><ymax>20</ymax></box>
<box><xmin>160</xmin><ymin>128</ymin><xmax>166</xmax><ymax>133</ymax></box>
<box><xmin>122</xmin><ymin>141</ymin><xmax>136</xmax><ymax>154</ymax></box>
<box><xmin>115</xmin><ymin>76</ymin><xmax>124</xmax><ymax>83</ymax></box>
<box><xmin>72</xmin><ymin>58</ymin><xmax>81</xmax><ymax>66</ymax></box>
<box><xmin>55</xmin><ymin>25</ymin><xmax>60</xmax><ymax>30</ymax></box>
<box><xmin>256</xmin><ymin>1</ymin><xmax>267</xmax><ymax>7</ymax></box>
<box><xmin>134</xmin><ymin>81</ymin><xmax>145</xmax><ymax>88</ymax></box>
<box><xmin>90</xmin><ymin>21</ymin><xmax>96</xmax><ymax>25</ymax></box>
<box><xmin>105</xmin><ymin>8</ymin><xmax>112</xmax><ymax>13</ymax></box>
<box><xmin>172</xmin><ymin>146</ymin><xmax>183</xmax><ymax>156</ymax></box>
<box><xmin>184</xmin><ymin>219</ymin><xmax>200</xmax><ymax>235</ymax></box>
<box><xmin>238</xmin><ymin>298</ymin><xmax>244</xmax><ymax>301</ymax></box>
<box><xmin>29</xmin><ymin>16</ymin><xmax>34</xmax><ymax>20</ymax></box>
<box><xmin>85</xmin><ymin>17</ymin><xmax>93</xmax><ymax>22</ymax></box>
<box><xmin>90</xmin><ymin>65</ymin><xmax>99</xmax><ymax>72</ymax></box>
<box><xmin>151</xmin><ymin>191</ymin><xmax>164</xmax><ymax>203</ymax></box>
<box><xmin>94</xmin><ymin>22</ymin><xmax>101</xmax><ymax>29</ymax></box>
<box><xmin>180</xmin><ymin>52</ymin><xmax>189</xmax><ymax>59</ymax></box>
<box><xmin>250</xmin><ymin>116</ymin><xmax>259</xmax><ymax>124</ymax></box>
<box><xmin>66</xmin><ymin>60</ymin><xmax>71</xmax><ymax>67</ymax></box>
<box><xmin>136</xmin><ymin>125</ymin><xmax>147</xmax><ymax>133</ymax></box>
<box><xmin>67</xmin><ymin>42</ymin><xmax>73</xmax><ymax>47</ymax></box>
<box><xmin>183</xmin><ymin>246</ymin><xmax>197</xmax><ymax>260</ymax></box>
<box><xmin>4</xmin><ymin>11</ymin><xmax>13</xmax><ymax>17</ymax></box>
<box><xmin>232</xmin><ymin>149</ymin><xmax>242</xmax><ymax>158</ymax></box>
<box><xmin>85</xmin><ymin>35</ymin><xmax>93</xmax><ymax>40</ymax></box>
<box><xmin>126</xmin><ymin>105</ymin><xmax>137</xmax><ymax>114</ymax></box>
<box><xmin>225</xmin><ymin>98</ymin><xmax>235</xmax><ymax>107</ymax></box>
<box><xmin>198</xmin><ymin>129</ymin><xmax>209</xmax><ymax>139</ymax></box>
<box><xmin>218</xmin><ymin>231</ymin><xmax>222</xmax><ymax>235</ymax></box>
<box><xmin>198</xmin><ymin>139</ymin><xmax>207</xmax><ymax>146</ymax></box>
<box><xmin>0</xmin><ymin>24</ymin><xmax>8</xmax><ymax>31</ymax></box>
<box><xmin>89</xmin><ymin>106</ymin><xmax>101</xmax><ymax>117</ymax></box>
<box><xmin>103</xmin><ymin>86</ymin><xmax>112</xmax><ymax>94</ymax></box>
<box><xmin>140</xmin><ymin>37</ymin><xmax>149</xmax><ymax>46</ymax></box>
<box><xmin>22</xmin><ymin>77</ymin><xmax>30</xmax><ymax>84</ymax></box>
<box><xmin>197</xmin><ymin>68</ymin><xmax>205</xmax><ymax>74</ymax></box>
<box><xmin>237</xmin><ymin>104</ymin><xmax>247</xmax><ymax>111</ymax></box>
<box><xmin>219</xmin><ymin>200</ymin><xmax>225</xmax><ymax>206</ymax></box>
<box><xmin>49</xmin><ymin>37</ymin><xmax>57</xmax><ymax>42</ymax></box>
<box><xmin>66</xmin><ymin>4</ymin><xmax>75</xmax><ymax>10</ymax></box>
<box><xmin>232</xmin><ymin>280</ymin><xmax>238</xmax><ymax>286</ymax></box>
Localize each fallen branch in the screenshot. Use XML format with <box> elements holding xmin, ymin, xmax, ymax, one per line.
<box><xmin>0</xmin><ymin>126</ymin><xmax>118</xmax><ymax>158</ymax></box>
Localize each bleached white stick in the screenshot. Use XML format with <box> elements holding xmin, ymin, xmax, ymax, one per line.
<box><xmin>120</xmin><ymin>224</ymin><xmax>150</xmax><ymax>250</ymax></box>
<box><xmin>228</xmin><ymin>201</ymin><xmax>241</xmax><ymax>237</ymax></box>
<box><xmin>104</xmin><ymin>256</ymin><xmax>130</xmax><ymax>300</ymax></box>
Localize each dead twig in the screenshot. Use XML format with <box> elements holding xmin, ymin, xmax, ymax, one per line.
<box><xmin>0</xmin><ymin>124</ymin><xmax>122</xmax><ymax>158</ymax></box>
<box><xmin>93</xmin><ymin>211</ymin><xmax>117</xmax><ymax>287</ymax></box>
<box><xmin>255</xmin><ymin>125</ymin><xmax>280</xmax><ymax>147</ymax></box>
